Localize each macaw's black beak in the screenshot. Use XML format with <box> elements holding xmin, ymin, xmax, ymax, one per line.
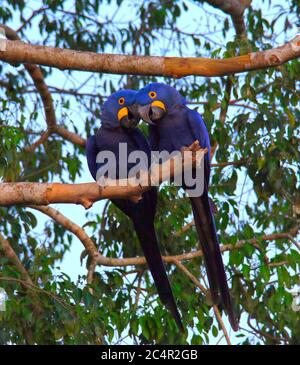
<box><xmin>138</xmin><ymin>104</ymin><xmax>154</xmax><ymax>125</ymax></box>
<box><xmin>119</xmin><ymin>103</ymin><xmax>140</xmax><ymax>128</ymax></box>
<box><xmin>138</xmin><ymin>102</ymin><xmax>166</xmax><ymax>125</ymax></box>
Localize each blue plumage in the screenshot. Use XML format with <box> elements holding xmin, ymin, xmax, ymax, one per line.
<box><xmin>136</xmin><ymin>83</ymin><xmax>239</xmax><ymax>331</ymax></box>
<box><xmin>86</xmin><ymin>89</ymin><xmax>183</xmax><ymax>331</ymax></box>
<box><xmin>101</xmin><ymin>89</ymin><xmax>137</xmax><ymax>128</ymax></box>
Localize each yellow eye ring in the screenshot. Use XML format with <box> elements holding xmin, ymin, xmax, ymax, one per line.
<box><xmin>118</xmin><ymin>97</ymin><xmax>125</xmax><ymax>105</ymax></box>
<box><xmin>148</xmin><ymin>91</ymin><xmax>157</xmax><ymax>99</ymax></box>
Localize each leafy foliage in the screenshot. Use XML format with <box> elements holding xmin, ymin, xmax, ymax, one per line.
<box><xmin>0</xmin><ymin>0</ymin><xmax>299</xmax><ymax>344</ymax></box>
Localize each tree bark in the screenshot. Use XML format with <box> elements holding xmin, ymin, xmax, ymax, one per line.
<box><xmin>204</xmin><ymin>0</ymin><xmax>251</xmax><ymax>38</ymax></box>
<box><xmin>0</xmin><ymin>36</ymin><xmax>299</xmax><ymax>78</ymax></box>
<box><xmin>0</xmin><ymin>142</ymin><xmax>205</xmax><ymax>208</ymax></box>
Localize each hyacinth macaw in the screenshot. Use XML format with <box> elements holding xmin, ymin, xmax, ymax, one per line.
<box><xmin>85</xmin><ymin>90</ymin><xmax>183</xmax><ymax>331</ymax></box>
<box><xmin>136</xmin><ymin>83</ymin><xmax>239</xmax><ymax>331</ymax></box>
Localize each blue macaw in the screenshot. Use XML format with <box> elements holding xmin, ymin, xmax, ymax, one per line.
<box><xmin>136</xmin><ymin>83</ymin><xmax>238</xmax><ymax>331</ymax></box>
<box><xmin>85</xmin><ymin>89</ymin><xmax>183</xmax><ymax>331</ymax></box>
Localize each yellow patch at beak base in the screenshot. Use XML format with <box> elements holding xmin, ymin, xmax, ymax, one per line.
<box><xmin>151</xmin><ymin>100</ymin><xmax>166</xmax><ymax>111</ymax></box>
<box><xmin>117</xmin><ymin>107</ymin><xmax>128</xmax><ymax>121</ymax></box>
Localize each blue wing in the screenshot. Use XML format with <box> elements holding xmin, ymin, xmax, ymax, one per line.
<box><xmin>127</xmin><ymin>127</ymin><xmax>158</xmax><ymax>219</ymax></box>
<box><xmin>86</xmin><ymin>135</ymin><xmax>98</xmax><ymax>180</ymax></box>
<box><xmin>186</xmin><ymin>107</ymin><xmax>211</xmax><ymax>185</ymax></box>
<box><xmin>86</xmin><ymin>128</ymin><xmax>182</xmax><ymax>330</ymax></box>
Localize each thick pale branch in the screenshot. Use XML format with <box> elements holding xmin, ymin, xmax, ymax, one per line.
<box><xmin>0</xmin><ymin>182</ymin><xmax>149</xmax><ymax>209</ymax></box>
<box><xmin>0</xmin><ymin>142</ymin><xmax>204</xmax><ymax>208</ymax></box>
<box><xmin>0</xmin><ymin>36</ymin><xmax>299</xmax><ymax>78</ymax></box>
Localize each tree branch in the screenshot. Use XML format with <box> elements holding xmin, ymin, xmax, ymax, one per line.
<box><xmin>0</xmin><ymin>24</ymin><xmax>85</xmax><ymax>151</ymax></box>
<box><xmin>0</xmin><ymin>142</ymin><xmax>205</xmax><ymax>208</ymax></box>
<box><xmin>212</xmin><ymin>304</ymin><xmax>232</xmax><ymax>345</ymax></box>
<box><xmin>204</xmin><ymin>0</ymin><xmax>251</xmax><ymax>38</ymax></box>
<box><xmin>54</xmin><ymin>126</ymin><xmax>86</xmax><ymax>147</ymax></box>
<box><xmin>0</xmin><ymin>232</ymin><xmax>33</xmax><ymax>286</ymax></box>
<box><xmin>28</xmin><ymin>203</ymin><xmax>238</xmax><ymax>341</ymax></box>
<box><xmin>0</xmin><ymin>233</ymin><xmax>44</xmax><ymax>318</ymax></box>
<box><xmin>0</xmin><ymin>36</ymin><xmax>299</xmax><ymax>78</ymax></box>
<box><xmin>173</xmin><ymin>259</ymin><xmax>231</xmax><ymax>345</ymax></box>
<box><xmin>23</xmin><ymin>205</ymin><xmax>299</xmax><ymax>342</ymax></box>
<box><xmin>0</xmin><ymin>276</ymin><xmax>73</xmax><ymax>311</ymax></box>
<box><xmin>0</xmin><ymin>25</ymin><xmax>56</xmax><ymax>150</ymax></box>
<box><xmin>29</xmin><ymin>204</ymin><xmax>300</xmax><ymax>268</ymax></box>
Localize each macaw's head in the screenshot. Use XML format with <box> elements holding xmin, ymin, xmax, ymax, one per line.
<box><xmin>101</xmin><ymin>89</ymin><xmax>140</xmax><ymax>128</ymax></box>
<box><xmin>136</xmin><ymin>83</ymin><xmax>186</xmax><ymax>125</ymax></box>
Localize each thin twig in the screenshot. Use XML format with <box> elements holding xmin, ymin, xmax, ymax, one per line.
<box><xmin>173</xmin><ymin>259</ymin><xmax>231</xmax><ymax>345</ymax></box>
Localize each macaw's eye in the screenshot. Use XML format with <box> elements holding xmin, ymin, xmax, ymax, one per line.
<box><xmin>118</xmin><ymin>97</ymin><xmax>125</xmax><ymax>105</ymax></box>
<box><xmin>148</xmin><ymin>91</ymin><xmax>157</xmax><ymax>99</ymax></box>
